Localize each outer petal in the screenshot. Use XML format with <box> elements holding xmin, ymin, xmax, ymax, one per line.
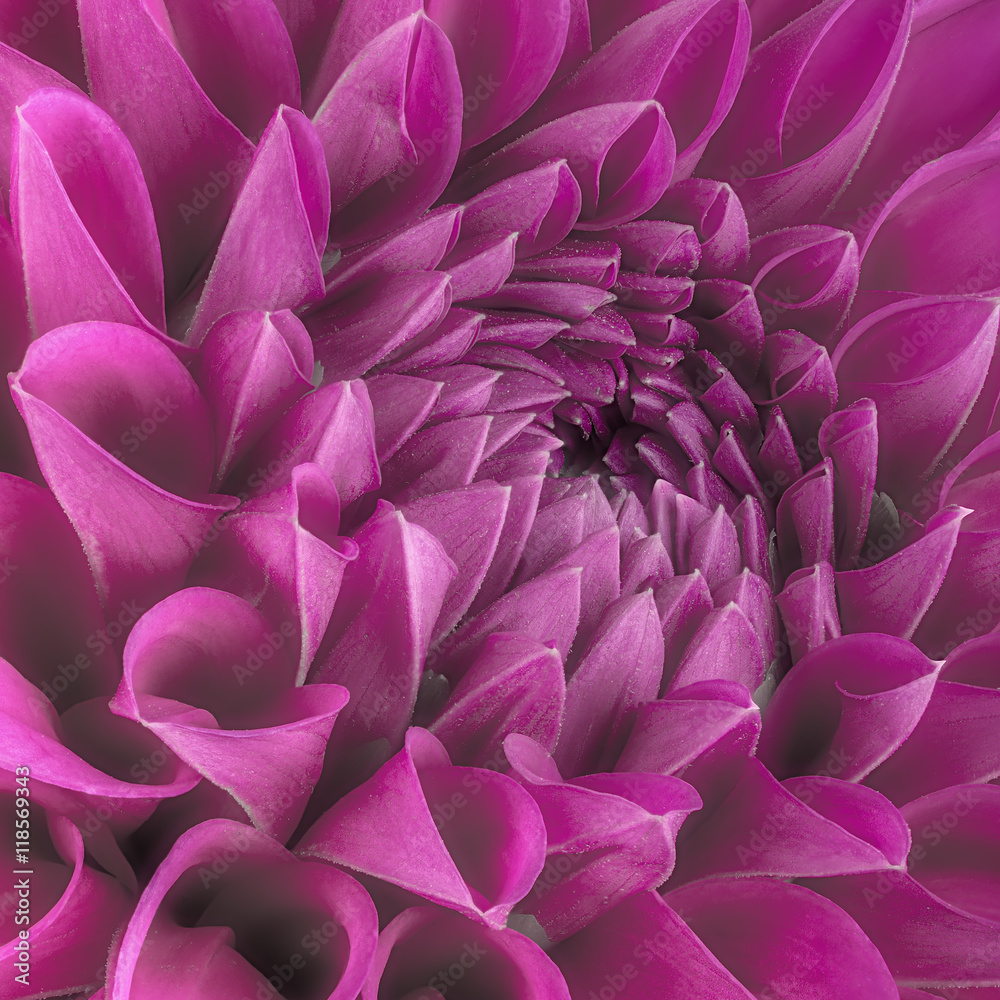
<box><xmin>196</xmin><ymin>310</ymin><xmax>315</xmax><ymax>487</ymax></box>
<box><xmin>699</xmin><ymin>0</ymin><xmax>911</xmax><ymax>233</ymax></box>
<box><xmin>0</xmin><ymin>473</ymin><xmax>120</xmax><ymax>704</ymax></box>
<box><xmin>866</xmin><ymin>635</ymin><xmax>1000</xmax><ymax>803</ymax></box>
<box><xmin>507</xmin><ymin>735</ymin><xmax>701</xmax><ymax>942</ymax></box>
<box><xmin>77</xmin><ymin>0</ymin><xmax>255</xmax><ymax>302</ymax></box>
<box><xmin>10</xmin><ymin>322</ymin><xmax>237</xmax><ymax>612</ymax></box>
<box><xmin>0</xmin><ymin>800</ymin><xmax>132</xmax><ymax>998</ymax></box>
<box><xmin>12</xmin><ymin>89</ymin><xmax>166</xmax><ymax>337</ymax></box>
<box><xmin>188</xmin><ymin>463</ymin><xmax>359</xmax><ymax>684</ymax></box>
<box><xmin>308</xmin><ymin>504</ymin><xmax>456</xmax><ymax>748</ymax></box>
<box><xmin>842</xmin><ymin>0</ymin><xmax>1000</xmax><ymax>249</ymax></box>
<box><xmin>108</xmin><ymin>818</ymin><xmax>378</xmax><ymax>1000</ymax></box>
<box><xmin>0</xmin><ymin>42</ymin><xmax>82</xmax><ymax>206</ymax></box>
<box><xmin>363</xmin><ymin>906</ymin><xmax>569</xmax><ymax>1000</ymax></box>
<box><xmin>111</xmin><ymin>588</ymin><xmax>349</xmax><ymax>840</ymax></box>
<box><xmin>663</xmin><ymin>878</ymin><xmax>899</xmax><ymax>999</ymax></box>
<box><xmin>186</xmin><ymin>107</ymin><xmax>329</xmax><ymax>346</ymax></box>
<box><xmin>670</xmin><ymin>759</ymin><xmax>910</xmax><ymax>882</ymax></box>
<box><xmin>757</xmin><ymin>633</ymin><xmax>940</xmax><ymax>781</ymax></box>
<box><xmin>161</xmin><ymin>0</ymin><xmax>300</xmax><ymax>141</ymax></box>
<box><xmin>859</xmin><ymin>142</ymin><xmax>1000</xmax><ymax>296</ymax></box>
<box><xmin>805</xmin><ymin>785</ymin><xmax>1000</xmax><ymax>989</ymax></box>
<box><xmin>833</xmin><ymin>296</ymin><xmax>1000</xmax><ymax>500</ymax></box>
<box><xmin>551</xmin><ymin>891</ymin><xmax>754</xmax><ymax>1000</ymax></box>
<box><xmin>425</xmin><ymin>0</ymin><xmax>572</xmax><ymax>147</ymax></box>
<box><xmin>314</xmin><ymin>13</ymin><xmax>463</xmax><ymax>246</ymax></box>
<box><xmin>297</xmin><ymin>728</ymin><xmax>546</xmax><ymax>928</ymax></box>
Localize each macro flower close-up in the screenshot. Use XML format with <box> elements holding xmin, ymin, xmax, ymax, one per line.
<box><xmin>0</xmin><ymin>0</ymin><xmax>999</xmax><ymax>996</ymax></box>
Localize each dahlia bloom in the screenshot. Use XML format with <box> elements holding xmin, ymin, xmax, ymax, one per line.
<box><xmin>1</xmin><ymin>0</ymin><xmax>999</xmax><ymax>998</ymax></box>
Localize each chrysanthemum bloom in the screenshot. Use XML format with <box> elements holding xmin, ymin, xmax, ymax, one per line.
<box><xmin>1</xmin><ymin>0</ymin><xmax>999</xmax><ymax>997</ymax></box>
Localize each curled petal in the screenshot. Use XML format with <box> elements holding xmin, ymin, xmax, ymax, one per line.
<box><xmin>506</xmin><ymin>735</ymin><xmax>701</xmax><ymax>942</ymax></box>
<box><xmin>10</xmin><ymin>322</ymin><xmax>236</xmax><ymax>612</ymax></box>
<box><xmin>315</xmin><ymin>13</ymin><xmax>463</xmax><ymax>246</ymax></box>
<box><xmin>309</xmin><ymin>503</ymin><xmax>455</xmax><ymax>748</ymax></box>
<box><xmin>429</xmin><ymin>633</ymin><xmax>565</xmax><ymax>765</ymax></box>
<box><xmin>521</xmin><ymin>0</ymin><xmax>750</xmax><ymax>176</ymax></box>
<box><xmin>775</xmin><ymin>562</ymin><xmax>842</xmax><ymax>665</ymax></box>
<box><xmin>112</xmin><ymin>587</ymin><xmax>348</xmax><ymax>839</ymax></box>
<box><xmin>835</xmin><ymin>507</ymin><xmax>966</xmax><ymax>640</ymax></box>
<box><xmin>108</xmin><ymin>818</ymin><xmax>378</xmax><ymax>1000</ymax></box>
<box><xmin>749</xmin><ymin>225</ymin><xmax>859</xmax><ymax>345</ymax></box>
<box><xmin>297</xmin><ymin>728</ymin><xmax>546</xmax><ymax>928</ymax></box>
<box><xmin>699</xmin><ymin>0</ymin><xmax>911</xmax><ymax>233</ymax></box>
<box><xmin>12</xmin><ymin>88</ymin><xmax>166</xmax><ymax>337</ymax></box>
<box><xmin>806</xmin><ymin>784</ymin><xmax>1000</xmax><ymax>989</ymax></box>
<box><xmin>671</xmin><ymin>758</ymin><xmax>910</xmax><ymax>882</ymax></box>
<box><xmin>160</xmin><ymin>0</ymin><xmax>300</xmax><ymax>141</ymax></box>
<box><xmin>363</xmin><ymin>906</ymin><xmax>569</xmax><ymax>1000</ymax></box>
<box><xmin>308</xmin><ymin>270</ymin><xmax>453</xmax><ymax>381</ymax></box>
<box><xmin>0</xmin><ymin>799</ymin><xmax>132</xmax><ymax>998</ymax></box>
<box><xmin>866</xmin><ymin>634</ymin><xmax>1000</xmax><ymax>803</ymax></box>
<box><xmin>859</xmin><ymin>141</ymin><xmax>1000</xmax><ymax>296</ymax></box>
<box><xmin>188</xmin><ymin>463</ymin><xmax>358</xmax><ymax>683</ymax></box>
<box><xmin>616</xmin><ymin>680</ymin><xmax>760</xmax><ymax>811</ymax></box>
<box><xmin>551</xmin><ymin>890</ymin><xmax>753</xmax><ymax>1000</ymax></box>
<box><xmin>818</xmin><ymin>398</ymin><xmax>878</xmax><ymax>568</ymax></box>
<box><xmin>758</xmin><ymin>632</ymin><xmax>940</xmax><ymax>781</ymax></box>
<box><xmin>556</xmin><ymin>591</ymin><xmax>664</xmax><ymax>776</ymax></box>
<box><xmin>0</xmin><ymin>42</ymin><xmax>82</xmax><ymax>205</ymax></box>
<box><xmin>455</xmin><ymin>102</ymin><xmax>675</xmax><ymax>231</ymax></box>
<box><xmin>833</xmin><ymin>296</ymin><xmax>1000</xmax><ymax>499</ymax></box>
<box><xmin>459</xmin><ymin>161</ymin><xmax>583</xmax><ymax>259</ymax></box>
<box><xmin>196</xmin><ymin>310</ymin><xmax>314</xmax><ymax>486</ymax></box>
<box><xmin>0</xmin><ymin>473</ymin><xmax>120</xmax><ymax>703</ymax></box>
<box><xmin>663</xmin><ymin>878</ymin><xmax>899</xmax><ymax>999</ymax></box>
<box><xmin>402</xmin><ymin>482</ymin><xmax>511</xmax><ymax>641</ymax></box>
<box><xmin>425</xmin><ymin>0</ymin><xmax>572</xmax><ymax>147</ymax></box>
<box><xmin>229</xmin><ymin>379</ymin><xmax>380</xmax><ymax>505</ymax></box>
